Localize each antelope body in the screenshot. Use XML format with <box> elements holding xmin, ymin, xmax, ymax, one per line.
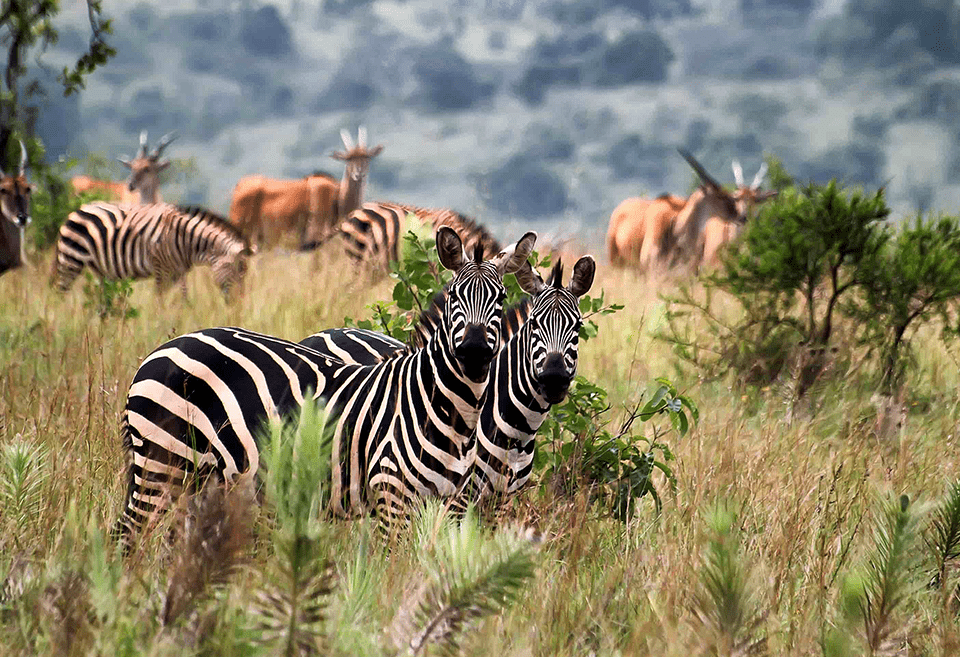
<box><xmin>0</xmin><ymin>142</ymin><xmax>33</xmax><ymax>275</ymax></box>
<box><xmin>606</xmin><ymin>149</ymin><xmax>777</xmax><ymax>272</ymax></box>
<box><xmin>69</xmin><ymin>130</ymin><xmax>177</xmax><ymax>205</ymax></box>
<box><xmin>228</xmin><ymin>127</ymin><xmax>383</xmax><ymax>250</ymax></box>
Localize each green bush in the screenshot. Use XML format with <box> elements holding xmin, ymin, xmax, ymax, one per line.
<box><xmin>660</xmin><ymin>178</ymin><xmax>891</xmax><ymax>397</ymax></box>
<box><xmin>29</xmin><ymin>154</ymin><xmax>112</xmax><ymax>252</ymax></box>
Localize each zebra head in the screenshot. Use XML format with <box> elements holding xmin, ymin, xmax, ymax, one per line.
<box><xmin>516</xmin><ymin>255</ymin><xmax>596</xmax><ymax>405</ymax></box>
<box><xmin>435</xmin><ymin>226</ymin><xmax>537</xmax><ymax>383</ymax></box>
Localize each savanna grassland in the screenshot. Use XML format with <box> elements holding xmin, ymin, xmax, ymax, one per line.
<box><xmin>2</xmin><ymin>238</ymin><xmax>960</xmax><ymax>656</ymax></box>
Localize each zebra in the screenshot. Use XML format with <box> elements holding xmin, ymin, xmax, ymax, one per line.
<box><xmin>339</xmin><ymin>201</ymin><xmax>502</xmax><ymax>272</ymax></box>
<box><xmin>300</xmin><ymin>254</ymin><xmax>596</xmax><ymax>506</ymax></box>
<box><xmin>53</xmin><ymin>201</ymin><xmax>254</xmax><ymax>300</ymax></box>
<box><xmin>115</xmin><ymin>227</ymin><xmax>537</xmax><ymax>543</ymax></box>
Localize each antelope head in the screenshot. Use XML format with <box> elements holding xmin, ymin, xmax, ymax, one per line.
<box><xmin>678</xmin><ymin>149</ymin><xmax>776</xmax><ymax>226</ymax></box>
<box><xmin>731</xmin><ymin>159</ymin><xmax>778</xmax><ymax>221</ymax></box>
<box><xmin>331</xmin><ymin>126</ymin><xmax>384</xmax><ymax>181</ymax></box>
<box><xmin>117</xmin><ymin>130</ymin><xmax>177</xmax><ymax>196</ymax></box>
<box><xmin>0</xmin><ymin>142</ymin><xmax>33</xmax><ymax>229</ymax></box>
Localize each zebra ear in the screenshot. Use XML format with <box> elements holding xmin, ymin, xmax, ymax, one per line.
<box><xmin>514</xmin><ymin>259</ymin><xmax>545</xmax><ymax>295</ymax></box>
<box><xmin>436</xmin><ymin>226</ymin><xmax>466</xmax><ymax>271</ymax></box>
<box><xmin>492</xmin><ymin>231</ymin><xmax>537</xmax><ymax>276</ymax></box>
<box><xmin>567</xmin><ymin>256</ymin><xmax>596</xmax><ymax>298</ymax></box>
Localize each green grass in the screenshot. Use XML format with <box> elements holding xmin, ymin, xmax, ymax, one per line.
<box><xmin>2</xmin><ymin>244</ymin><xmax>960</xmax><ymax>655</ymax></box>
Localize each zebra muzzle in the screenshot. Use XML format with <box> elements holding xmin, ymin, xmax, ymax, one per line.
<box><xmin>454</xmin><ymin>324</ymin><xmax>494</xmax><ymax>382</ymax></box>
<box><xmin>535</xmin><ymin>353</ymin><xmax>572</xmax><ymax>404</ymax></box>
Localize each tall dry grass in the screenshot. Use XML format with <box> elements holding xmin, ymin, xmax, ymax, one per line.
<box><xmin>0</xmin><ymin>242</ymin><xmax>959</xmax><ymax>655</ymax></box>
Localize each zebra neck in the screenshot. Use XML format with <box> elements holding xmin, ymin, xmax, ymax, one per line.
<box><xmin>425</xmin><ymin>325</ymin><xmax>486</xmax><ymax>429</ymax></box>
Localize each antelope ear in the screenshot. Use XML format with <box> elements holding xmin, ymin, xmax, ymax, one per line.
<box><xmin>157</xmin><ymin>159</ymin><xmax>172</xmax><ymax>171</ymax></box>
<box><xmin>567</xmin><ymin>256</ymin><xmax>596</xmax><ymax>298</ymax></box>
<box><xmin>368</xmin><ymin>144</ymin><xmax>384</xmax><ymax>157</ymax></box>
<box><xmin>514</xmin><ymin>258</ymin><xmax>545</xmax><ymax>295</ymax></box>
<box><xmin>492</xmin><ymin>231</ymin><xmax>537</xmax><ymax>275</ymax></box>
<box><xmin>436</xmin><ymin>226</ymin><xmax>466</xmax><ymax>271</ymax></box>
<box><xmin>756</xmin><ymin>189</ymin><xmax>779</xmax><ymax>201</ymax></box>
<box><xmin>117</xmin><ymin>157</ymin><xmax>132</xmax><ymax>168</ymax></box>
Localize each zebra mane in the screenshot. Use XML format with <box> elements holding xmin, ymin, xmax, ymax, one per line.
<box><xmin>175</xmin><ymin>205</ymin><xmax>249</xmax><ymax>245</ymax></box>
<box><xmin>547</xmin><ymin>260</ymin><xmax>564</xmax><ymax>288</ymax></box>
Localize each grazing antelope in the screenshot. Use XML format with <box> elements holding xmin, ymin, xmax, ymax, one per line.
<box><xmin>0</xmin><ymin>142</ymin><xmax>33</xmax><ymax>276</ymax></box>
<box><xmin>69</xmin><ymin>130</ymin><xmax>177</xmax><ymax>205</ymax></box>
<box><xmin>606</xmin><ymin>149</ymin><xmax>777</xmax><ymax>273</ymax></box>
<box><xmin>228</xmin><ymin>127</ymin><xmax>383</xmax><ymax>250</ymax></box>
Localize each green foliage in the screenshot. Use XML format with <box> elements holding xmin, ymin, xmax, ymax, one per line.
<box><xmin>578</xmin><ymin>289</ymin><xmax>624</xmax><ymax>342</ymax></box>
<box><xmin>847</xmin><ymin>213</ymin><xmax>960</xmax><ymax>392</ymax></box>
<box><xmin>688</xmin><ymin>501</ymin><xmax>766</xmax><ymax>655</ymax></box>
<box><xmin>831</xmin><ymin>495</ymin><xmax>920</xmax><ymax>656</ymax></box>
<box><xmin>660</xmin><ymin>178</ymin><xmax>892</xmax><ymax>393</ymax></box>
<box><xmin>763</xmin><ymin>153</ymin><xmax>795</xmax><ymax>192</ymax></box>
<box><xmin>0</xmin><ymin>437</ymin><xmax>47</xmax><ymax>550</ymax></box>
<box><xmin>536</xmin><ymin>376</ymin><xmax>695</xmax><ymax>519</ymax></box>
<box><xmin>82</xmin><ymin>273</ymin><xmax>139</xmax><ymax>320</ymax></box>
<box><xmin>254</xmin><ymin>397</ymin><xmax>337</xmax><ymax>655</ymax></box>
<box><xmin>389</xmin><ymin>502</ymin><xmax>537</xmax><ymax>656</ymax></box>
<box><xmin>925</xmin><ymin>480</ymin><xmax>960</xmax><ymax>594</ymax></box>
<box><xmin>30</xmin><ymin>153</ymin><xmax>112</xmax><ymax>251</ymax></box>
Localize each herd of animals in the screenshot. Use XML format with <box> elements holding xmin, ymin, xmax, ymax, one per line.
<box><xmin>0</xmin><ymin>127</ymin><xmax>779</xmax><ymax>544</ymax></box>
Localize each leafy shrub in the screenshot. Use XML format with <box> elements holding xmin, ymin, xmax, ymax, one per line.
<box><xmin>846</xmin><ymin>212</ymin><xmax>960</xmax><ymax>392</ymax></box>
<box><xmin>82</xmin><ymin>274</ymin><xmax>140</xmax><ymax>320</ymax></box>
<box><xmin>536</xmin><ymin>376</ymin><xmax>694</xmax><ymax>518</ymax></box>
<box><xmin>660</xmin><ymin>178</ymin><xmax>890</xmax><ymax>395</ymax></box>
<box><xmin>27</xmin><ymin>150</ymin><xmax>113</xmax><ymax>251</ymax></box>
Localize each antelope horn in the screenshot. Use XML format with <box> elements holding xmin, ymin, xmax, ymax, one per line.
<box><xmin>751</xmin><ymin>162</ymin><xmax>768</xmax><ymax>190</ymax></box>
<box><xmin>152</xmin><ymin>131</ymin><xmax>178</xmax><ymax>158</ymax></box>
<box><xmin>136</xmin><ymin>130</ymin><xmax>148</xmax><ymax>158</ymax></box>
<box><xmin>732</xmin><ymin>160</ymin><xmax>744</xmax><ymax>187</ymax></box>
<box><xmin>18</xmin><ymin>141</ymin><xmax>27</xmax><ymax>175</ymax></box>
<box><xmin>358</xmin><ymin>125</ymin><xmax>367</xmax><ymax>147</ymax></box>
<box><xmin>340</xmin><ymin>128</ymin><xmax>355</xmax><ymax>150</ymax></box>
<box><xmin>678</xmin><ymin>148</ymin><xmax>722</xmax><ymax>191</ymax></box>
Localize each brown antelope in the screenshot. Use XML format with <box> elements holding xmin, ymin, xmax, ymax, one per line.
<box><xmin>69</xmin><ymin>131</ymin><xmax>177</xmax><ymax>205</ymax></box>
<box><xmin>606</xmin><ymin>149</ymin><xmax>776</xmax><ymax>272</ymax></box>
<box><xmin>228</xmin><ymin>127</ymin><xmax>383</xmax><ymax>250</ymax></box>
<box><xmin>0</xmin><ymin>142</ymin><xmax>33</xmax><ymax>275</ymax></box>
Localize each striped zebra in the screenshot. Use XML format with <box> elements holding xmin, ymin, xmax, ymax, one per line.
<box><xmin>115</xmin><ymin>227</ymin><xmax>537</xmax><ymax>542</ymax></box>
<box><xmin>54</xmin><ymin>201</ymin><xmax>254</xmax><ymax>299</ymax></box>
<box><xmin>301</xmin><ymin>254</ymin><xmax>596</xmax><ymax>504</ymax></box>
<box><xmin>339</xmin><ymin>201</ymin><xmax>502</xmax><ymax>272</ymax></box>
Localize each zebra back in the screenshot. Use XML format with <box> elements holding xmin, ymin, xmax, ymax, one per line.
<box><xmin>54</xmin><ymin>202</ymin><xmax>253</xmax><ymax>298</ymax></box>
<box><xmin>339</xmin><ymin>201</ymin><xmax>501</xmax><ymax>272</ymax></box>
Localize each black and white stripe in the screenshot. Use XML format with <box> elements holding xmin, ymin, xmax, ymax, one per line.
<box><xmin>339</xmin><ymin>201</ymin><xmax>502</xmax><ymax>272</ymax></box>
<box><xmin>115</xmin><ymin>228</ymin><xmax>537</xmax><ymax>542</ymax></box>
<box><xmin>54</xmin><ymin>201</ymin><xmax>254</xmax><ymax>298</ymax></box>
<box><xmin>301</xmin><ymin>255</ymin><xmax>596</xmax><ymax>505</ymax></box>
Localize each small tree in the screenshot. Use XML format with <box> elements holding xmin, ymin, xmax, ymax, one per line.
<box><xmin>661</xmin><ymin>180</ymin><xmax>891</xmax><ymax>395</ymax></box>
<box><xmin>847</xmin><ymin>213</ymin><xmax>960</xmax><ymax>393</ymax></box>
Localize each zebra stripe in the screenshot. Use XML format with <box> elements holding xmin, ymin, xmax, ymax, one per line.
<box><xmin>339</xmin><ymin>201</ymin><xmax>502</xmax><ymax>272</ymax></box>
<box><xmin>54</xmin><ymin>201</ymin><xmax>253</xmax><ymax>298</ymax></box>
<box><xmin>115</xmin><ymin>228</ymin><xmax>537</xmax><ymax>542</ymax></box>
<box><xmin>300</xmin><ymin>255</ymin><xmax>596</xmax><ymax>505</ymax></box>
